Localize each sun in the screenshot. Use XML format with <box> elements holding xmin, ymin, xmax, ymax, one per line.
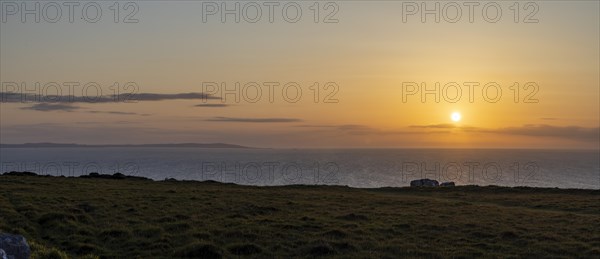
<box><xmin>451</xmin><ymin>112</ymin><xmax>461</xmax><ymax>122</ymax></box>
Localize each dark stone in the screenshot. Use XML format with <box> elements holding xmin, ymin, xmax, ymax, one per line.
<box><xmin>0</xmin><ymin>233</ymin><xmax>30</xmax><ymax>259</ymax></box>
<box><xmin>410</xmin><ymin>179</ymin><xmax>439</xmax><ymax>187</ymax></box>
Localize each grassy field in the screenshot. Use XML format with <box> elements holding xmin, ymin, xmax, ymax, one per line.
<box><xmin>0</xmin><ymin>175</ymin><xmax>599</xmax><ymax>258</ymax></box>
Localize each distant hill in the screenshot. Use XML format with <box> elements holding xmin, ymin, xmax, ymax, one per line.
<box><xmin>0</xmin><ymin>142</ymin><xmax>252</xmax><ymax>149</ymax></box>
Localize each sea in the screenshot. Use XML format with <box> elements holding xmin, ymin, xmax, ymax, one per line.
<box><xmin>0</xmin><ymin>148</ymin><xmax>598</xmax><ymax>189</ymax></box>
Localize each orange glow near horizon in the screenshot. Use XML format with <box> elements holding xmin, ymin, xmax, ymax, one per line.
<box><xmin>0</xmin><ymin>1</ymin><xmax>598</xmax><ymax>149</ymax></box>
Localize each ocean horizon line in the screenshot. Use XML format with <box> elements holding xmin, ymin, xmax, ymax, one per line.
<box><xmin>1</xmin><ymin>142</ymin><xmax>599</xmax><ymax>151</ymax></box>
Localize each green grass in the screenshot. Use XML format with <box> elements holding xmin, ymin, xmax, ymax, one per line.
<box><xmin>1</xmin><ymin>175</ymin><xmax>599</xmax><ymax>258</ymax></box>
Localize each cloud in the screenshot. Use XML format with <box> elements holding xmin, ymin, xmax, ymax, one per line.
<box><xmin>86</xmin><ymin>111</ymin><xmax>151</xmax><ymax>116</ymax></box>
<box><xmin>296</xmin><ymin>124</ymin><xmax>369</xmax><ymax>130</ymax></box>
<box><xmin>410</xmin><ymin>123</ymin><xmax>483</xmax><ymax>132</ymax></box>
<box><xmin>20</xmin><ymin>103</ymin><xmax>80</xmax><ymax>112</ymax></box>
<box><xmin>74</xmin><ymin>121</ymin><xmax>139</xmax><ymax>125</ymax></box>
<box><xmin>18</xmin><ymin>104</ymin><xmax>151</xmax><ymax>115</ymax></box>
<box><xmin>1</xmin><ymin>92</ymin><xmax>220</xmax><ymax>103</ymax></box>
<box><xmin>297</xmin><ymin>124</ymin><xmax>449</xmax><ymax>135</ymax></box>
<box><xmin>484</xmin><ymin>124</ymin><xmax>599</xmax><ymax>141</ymax></box>
<box><xmin>128</xmin><ymin>93</ymin><xmax>220</xmax><ymax>102</ymax></box>
<box><xmin>5</xmin><ymin>91</ymin><xmax>219</xmax><ymax>114</ymax></box>
<box><xmin>206</xmin><ymin>117</ymin><xmax>302</xmax><ymax>123</ymax></box>
<box><xmin>294</xmin><ymin>125</ymin><xmax>337</xmax><ymax>128</ymax></box>
<box><xmin>409</xmin><ymin>123</ymin><xmax>456</xmax><ymax>129</ymax></box>
<box><xmin>194</xmin><ymin>104</ymin><xmax>229</xmax><ymax>108</ymax></box>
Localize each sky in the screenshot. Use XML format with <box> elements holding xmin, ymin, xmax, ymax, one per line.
<box><xmin>1</xmin><ymin>1</ymin><xmax>599</xmax><ymax>149</ymax></box>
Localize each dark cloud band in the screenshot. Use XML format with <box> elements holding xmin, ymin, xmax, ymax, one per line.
<box><xmin>1</xmin><ymin>92</ymin><xmax>220</xmax><ymax>103</ymax></box>
<box><xmin>206</xmin><ymin>117</ymin><xmax>302</xmax><ymax>123</ymax></box>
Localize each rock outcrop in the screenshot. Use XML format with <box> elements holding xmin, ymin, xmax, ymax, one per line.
<box><xmin>0</xmin><ymin>233</ymin><xmax>30</xmax><ymax>259</ymax></box>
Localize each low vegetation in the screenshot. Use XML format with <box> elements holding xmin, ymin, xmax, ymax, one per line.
<box><xmin>1</xmin><ymin>174</ymin><xmax>599</xmax><ymax>258</ymax></box>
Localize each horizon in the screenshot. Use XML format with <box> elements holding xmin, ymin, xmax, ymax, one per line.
<box><xmin>1</xmin><ymin>141</ymin><xmax>599</xmax><ymax>151</ymax></box>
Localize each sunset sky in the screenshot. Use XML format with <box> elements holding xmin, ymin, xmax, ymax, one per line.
<box><xmin>1</xmin><ymin>1</ymin><xmax>598</xmax><ymax>148</ymax></box>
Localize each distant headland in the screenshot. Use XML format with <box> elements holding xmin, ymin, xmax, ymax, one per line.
<box><xmin>0</xmin><ymin>142</ymin><xmax>253</xmax><ymax>149</ymax></box>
